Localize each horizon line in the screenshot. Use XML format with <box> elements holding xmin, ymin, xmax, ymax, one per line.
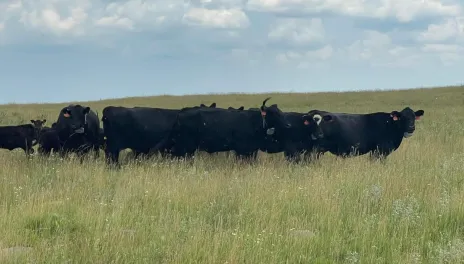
<box><xmin>1</xmin><ymin>84</ymin><xmax>462</xmax><ymax>106</ymax></box>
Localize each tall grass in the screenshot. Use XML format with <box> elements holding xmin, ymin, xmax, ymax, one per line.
<box><xmin>0</xmin><ymin>86</ymin><xmax>463</xmax><ymax>263</ymax></box>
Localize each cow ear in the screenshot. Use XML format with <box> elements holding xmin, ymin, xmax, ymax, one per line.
<box><xmin>200</xmin><ymin>104</ymin><xmax>206</xmax><ymax>107</ymax></box>
<box><xmin>323</xmin><ymin>115</ymin><xmax>332</xmax><ymax>122</ymax></box>
<box><xmin>83</xmin><ymin>107</ymin><xmax>90</xmax><ymax>114</ymax></box>
<box><xmin>390</xmin><ymin>111</ymin><xmax>400</xmax><ymax>121</ymax></box>
<box><xmin>239</xmin><ymin>106</ymin><xmax>244</xmax><ymax>110</ymax></box>
<box><xmin>210</xmin><ymin>103</ymin><xmax>216</xmax><ymax>108</ymax></box>
<box><xmin>415</xmin><ymin>110</ymin><xmax>424</xmax><ymax>120</ymax></box>
<box><xmin>260</xmin><ymin>105</ymin><xmax>267</xmax><ymax>116</ymax></box>
<box><xmin>302</xmin><ymin>115</ymin><xmax>310</xmax><ymax>125</ymax></box>
<box><xmin>30</xmin><ymin>120</ymin><xmax>34</xmax><ymax>124</ymax></box>
<box><xmin>42</xmin><ymin>119</ymin><xmax>47</xmax><ymax>124</ymax></box>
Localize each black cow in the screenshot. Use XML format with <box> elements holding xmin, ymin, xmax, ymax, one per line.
<box><xmin>259</xmin><ymin>111</ymin><xmax>324</xmax><ymax>162</ymax></box>
<box><xmin>102</xmin><ymin>106</ymin><xmax>180</xmax><ymax>165</ymax></box>
<box><xmin>29</xmin><ymin>119</ymin><xmax>48</xmax><ymax>146</ymax></box>
<box><xmin>37</xmin><ymin>129</ymin><xmax>61</xmax><ymax>156</ymax></box>
<box><xmin>152</xmin><ymin>98</ymin><xmax>292</xmax><ymax>160</ymax></box>
<box><xmin>102</xmin><ymin>103</ymin><xmax>218</xmax><ymax>165</ymax></box>
<box><xmin>36</xmin><ymin>122</ymin><xmax>60</xmax><ymax>156</ymax></box>
<box><xmin>220</xmin><ymin>107</ymin><xmax>324</xmax><ymax>162</ymax></box>
<box><xmin>0</xmin><ymin>120</ymin><xmax>44</xmax><ymax>155</ymax></box>
<box><xmin>54</xmin><ymin>104</ymin><xmax>101</xmax><ymax>159</ymax></box>
<box><xmin>304</xmin><ymin>107</ymin><xmax>425</xmax><ymax>160</ymax></box>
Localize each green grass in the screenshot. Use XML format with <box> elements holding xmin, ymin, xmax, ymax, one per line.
<box><xmin>0</xmin><ymin>86</ymin><xmax>464</xmax><ymax>263</ymax></box>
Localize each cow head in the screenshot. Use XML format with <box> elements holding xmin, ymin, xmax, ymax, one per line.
<box><xmin>57</xmin><ymin>104</ymin><xmax>91</xmax><ymax>134</ymax></box>
<box><xmin>390</xmin><ymin>107</ymin><xmax>424</xmax><ymax>138</ymax></box>
<box><xmin>30</xmin><ymin>119</ymin><xmax>47</xmax><ymax>130</ymax></box>
<box><xmin>30</xmin><ymin>119</ymin><xmax>47</xmax><ymax>142</ymax></box>
<box><xmin>302</xmin><ymin>114</ymin><xmax>324</xmax><ymax>140</ymax></box>
<box><xmin>303</xmin><ymin>111</ymin><xmax>335</xmax><ymax>138</ymax></box>
<box><xmin>260</xmin><ymin>97</ymin><xmax>291</xmax><ymax>134</ymax></box>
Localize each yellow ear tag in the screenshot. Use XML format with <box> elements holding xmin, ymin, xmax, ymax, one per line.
<box><xmin>64</xmin><ymin>113</ymin><xmax>70</xmax><ymax>118</ymax></box>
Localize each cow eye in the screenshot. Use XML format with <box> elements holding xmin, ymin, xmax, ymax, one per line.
<box><xmin>314</xmin><ymin>117</ymin><xmax>320</xmax><ymax>122</ymax></box>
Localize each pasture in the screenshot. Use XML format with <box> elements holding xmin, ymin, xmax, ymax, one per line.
<box><xmin>0</xmin><ymin>86</ymin><xmax>463</xmax><ymax>263</ymax></box>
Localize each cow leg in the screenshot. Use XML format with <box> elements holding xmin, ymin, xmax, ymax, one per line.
<box><xmin>369</xmin><ymin>151</ymin><xmax>387</xmax><ymax>163</ymax></box>
<box><xmin>235</xmin><ymin>151</ymin><xmax>258</xmax><ymax>162</ymax></box>
<box><xmin>303</xmin><ymin>150</ymin><xmax>324</xmax><ymax>163</ymax></box>
<box><xmin>284</xmin><ymin>150</ymin><xmax>301</xmax><ymax>163</ymax></box>
<box><xmin>38</xmin><ymin>146</ymin><xmax>51</xmax><ymax>157</ymax></box>
<box><xmin>105</xmin><ymin>145</ymin><xmax>120</xmax><ymax>168</ymax></box>
<box><xmin>132</xmin><ymin>150</ymin><xmax>146</xmax><ymax>160</ymax></box>
<box><xmin>23</xmin><ymin>140</ymin><xmax>34</xmax><ymax>156</ymax></box>
<box><xmin>79</xmin><ymin>147</ymin><xmax>93</xmax><ymax>164</ymax></box>
<box><xmin>251</xmin><ymin>151</ymin><xmax>258</xmax><ymax>161</ymax></box>
<box><xmin>369</xmin><ymin>147</ymin><xmax>391</xmax><ymax>163</ymax></box>
<box><xmin>93</xmin><ymin>144</ymin><xmax>100</xmax><ymax>159</ymax></box>
<box><xmin>58</xmin><ymin>148</ymin><xmax>68</xmax><ymax>159</ymax></box>
<box><xmin>23</xmin><ymin>147</ymin><xmax>34</xmax><ymax>156</ymax></box>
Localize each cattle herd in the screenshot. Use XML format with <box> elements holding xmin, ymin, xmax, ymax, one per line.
<box><xmin>0</xmin><ymin>97</ymin><xmax>425</xmax><ymax>168</ymax></box>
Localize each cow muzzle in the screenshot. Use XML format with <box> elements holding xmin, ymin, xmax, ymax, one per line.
<box><xmin>404</xmin><ymin>126</ymin><xmax>415</xmax><ymax>138</ymax></box>
<box><xmin>403</xmin><ymin>132</ymin><xmax>413</xmax><ymax>138</ymax></box>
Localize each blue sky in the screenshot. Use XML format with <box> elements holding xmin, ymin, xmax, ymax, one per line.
<box><xmin>0</xmin><ymin>0</ymin><xmax>463</xmax><ymax>104</ymax></box>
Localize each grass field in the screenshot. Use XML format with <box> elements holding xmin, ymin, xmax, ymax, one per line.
<box><xmin>1</xmin><ymin>86</ymin><xmax>464</xmax><ymax>263</ymax></box>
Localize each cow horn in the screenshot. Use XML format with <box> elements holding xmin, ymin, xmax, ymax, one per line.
<box><xmin>262</xmin><ymin>97</ymin><xmax>271</xmax><ymax>107</ymax></box>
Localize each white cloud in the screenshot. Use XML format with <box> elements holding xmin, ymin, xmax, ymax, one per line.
<box><xmin>20</xmin><ymin>7</ymin><xmax>88</xmax><ymax>36</ymax></box>
<box><xmin>95</xmin><ymin>16</ymin><xmax>134</xmax><ymax>30</ymax></box>
<box><xmin>247</xmin><ymin>0</ymin><xmax>461</xmax><ymax>22</ymax></box>
<box><xmin>0</xmin><ymin>0</ymin><xmax>462</xmax><ymax>69</ymax></box>
<box><xmin>418</xmin><ymin>17</ymin><xmax>464</xmax><ymax>42</ymax></box>
<box><xmin>276</xmin><ymin>44</ymin><xmax>333</xmax><ymax>66</ymax></box>
<box><xmin>347</xmin><ymin>30</ymin><xmax>392</xmax><ymax>60</ymax></box>
<box><xmin>0</xmin><ymin>0</ymin><xmax>182</xmax><ymax>38</ymax></box>
<box><xmin>95</xmin><ymin>0</ymin><xmax>182</xmax><ymax>31</ymax></box>
<box><xmin>182</xmin><ymin>8</ymin><xmax>250</xmax><ymax>29</ymax></box>
<box><xmin>421</xmin><ymin>44</ymin><xmax>464</xmax><ymax>65</ymax></box>
<box><xmin>268</xmin><ymin>18</ymin><xmax>325</xmax><ymax>46</ymax></box>
<box><xmin>343</xmin><ymin>30</ymin><xmax>433</xmax><ymax>67</ymax></box>
<box><xmin>422</xmin><ymin>43</ymin><xmax>464</xmax><ymax>53</ymax></box>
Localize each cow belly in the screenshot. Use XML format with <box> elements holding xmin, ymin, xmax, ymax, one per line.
<box><xmin>0</xmin><ymin>137</ymin><xmax>27</xmax><ymax>150</ymax></box>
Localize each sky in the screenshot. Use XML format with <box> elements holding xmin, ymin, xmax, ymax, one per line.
<box><xmin>0</xmin><ymin>0</ymin><xmax>463</xmax><ymax>104</ymax></box>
